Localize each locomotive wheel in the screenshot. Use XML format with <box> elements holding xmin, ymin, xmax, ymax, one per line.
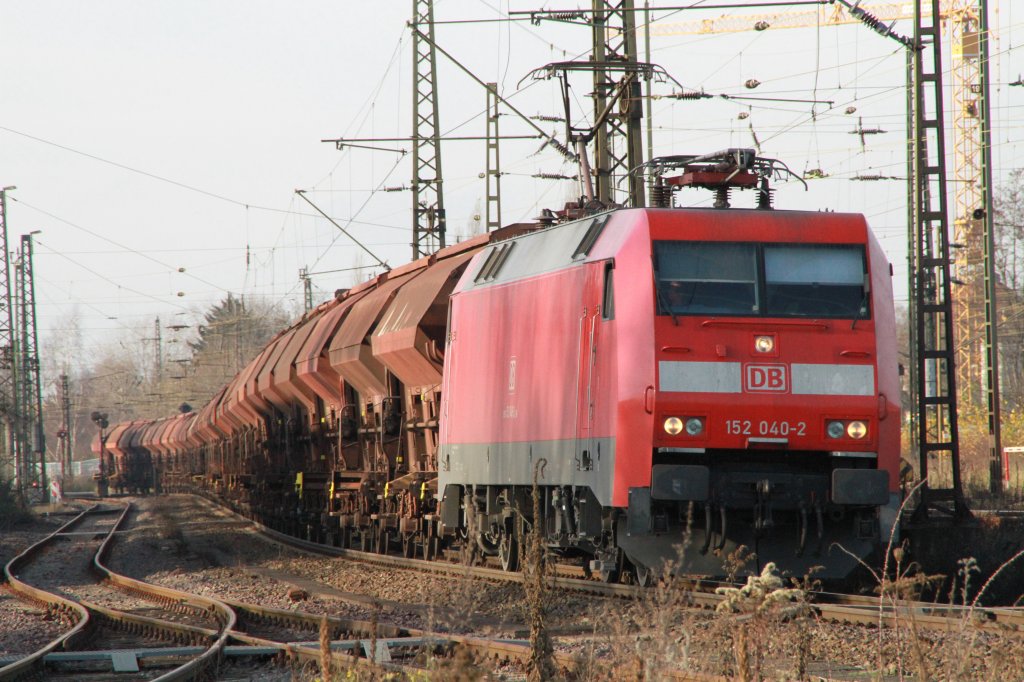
<box><xmin>498</xmin><ymin>527</ymin><xmax>519</xmax><ymax>572</ymax></box>
<box><xmin>402</xmin><ymin>534</ymin><xmax>416</xmax><ymax>558</ymax></box>
<box><xmin>376</xmin><ymin>529</ymin><xmax>390</xmax><ymax>555</ymax></box>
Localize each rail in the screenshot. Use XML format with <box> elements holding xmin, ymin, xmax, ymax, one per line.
<box><xmin>1</xmin><ymin>503</ymin><xmax>237</xmax><ymax>681</ymax></box>
<box><xmin>1</xmin><ymin>506</ymin><xmax>94</xmax><ymax>681</ymax></box>
<box><xmin>92</xmin><ymin>503</ymin><xmax>237</xmax><ymax>680</ymax></box>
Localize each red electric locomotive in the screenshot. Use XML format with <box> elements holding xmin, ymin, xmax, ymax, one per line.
<box><xmin>438</xmin><ymin>150</ymin><xmax>900</xmax><ymax>581</ymax></box>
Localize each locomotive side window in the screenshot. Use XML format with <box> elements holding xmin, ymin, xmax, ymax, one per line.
<box><xmin>602</xmin><ymin>261</ymin><xmax>615</xmax><ymax>320</ymax></box>
<box><xmin>655</xmin><ymin>242</ymin><xmax>758</xmax><ymax>315</ymax></box>
<box><xmin>764</xmin><ymin>245</ymin><xmax>868</xmax><ymax>319</ymax></box>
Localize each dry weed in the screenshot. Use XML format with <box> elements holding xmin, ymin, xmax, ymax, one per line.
<box><xmin>525</xmin><ymin>458</ymin><xmax>556</xmax><ymax>682</ymax></box>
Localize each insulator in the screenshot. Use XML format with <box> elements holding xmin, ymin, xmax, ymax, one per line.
<box><xmin>548</xmin><ymin>138</ymin><xmax>576</xmax><ymax>162</ymax></box>
<box><xmin>737</xmin><ymin>112</ymin><xmax>749</xmax><ymax>120</ymax></box>
<box><xmin>713</xmin><ymin>187</ymin><xmax>731</xmax><ymax>209</ymax></box>
<box><xmin>753</xmin><ymin>21</ymin><xmax>770</xmax><ymax>31</ymax></box>
<box><xmin>849</xmin><ymin>4</ymin><xmax>915</xmax><ymax>47</ymax></box>
<box><xmin>744</xmin><ymin>79</ymin><xmax>761</xmax><ymax>90</ymax></box>
<box><xmin>845</xmin><ymin>106</ymin><xmax>857</xmax><ymax>115</ymax></box>
<box><xmin>671</xmin><ymin>90</ymin><xmax>711</xmax><ymax>100</ymax></box>
<box><xmin>534</xmin><ymin>208</ymin><xmax>558</xmax><ymax>226</ymax></box>
<box><xmin>757</xmin><ymin>185</ymin><xmax>774</xmax><ymax>210</ymax></box>
<box><xmin>650</xmin><ymin>182</ymin><xmax>672</xmax><ymax>208</ymax></box>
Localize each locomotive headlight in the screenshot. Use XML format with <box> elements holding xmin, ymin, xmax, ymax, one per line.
<box><xmin>754</xmin><ymin>335</ymin><xmax>775</xmax><ymax>353</ymax></box>
<box><xmin>847</xmin><ymin>421</ymin><xmax>868</xmax><ymax>439</ymax></box>
<box><xmin>826</xmin><ymin>421</ymin><xmax>845</xmax><ymax>439</ymax></box>
<box><xmin>664</xmin><ymin>417</ymin><xmax>684</xmax><ymax>435</ymax></box>
<box><xmin>684</xmin><ymin>417</ymin><xmax>704</xmax><ymax>436</ymax></box>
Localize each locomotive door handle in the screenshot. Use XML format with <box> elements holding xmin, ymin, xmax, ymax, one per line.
<box><xmin>644</xmin><ymin>386</ymin><xmax>655</xmax><ymax>414</ymax></box>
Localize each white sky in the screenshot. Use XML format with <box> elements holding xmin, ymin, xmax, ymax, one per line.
<box><xmin>1</xmin><ymin>1</ymin><xmax>1022</xmax><ymax>387</ymax></box>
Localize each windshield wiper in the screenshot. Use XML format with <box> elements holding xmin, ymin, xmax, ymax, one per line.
<box><xmin>851</xmin><ymin>287</ymin><xmax>869</xmax><ymax>330</ymax></box>
<box><xmin>655</xmin><ymin>283</ymin><xmax>679</xmax><ymax>326</ymax></box>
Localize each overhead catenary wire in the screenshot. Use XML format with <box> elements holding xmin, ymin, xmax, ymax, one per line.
<box><xmin>7</xmin><ymin>3</ymin><xmax>1021</xmax><ymax>367</ymax></box>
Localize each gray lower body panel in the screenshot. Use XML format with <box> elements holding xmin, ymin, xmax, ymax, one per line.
<box><xmin>438</xmin><ymin>437</ymin><xmax>616</xmax><ymax>507</ymax></box>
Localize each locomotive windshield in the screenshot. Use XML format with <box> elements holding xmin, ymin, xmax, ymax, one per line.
<box><xmin>655</xmin><ymin>241</ymin><xmax>869</xmax><ymax>319</ymax></box>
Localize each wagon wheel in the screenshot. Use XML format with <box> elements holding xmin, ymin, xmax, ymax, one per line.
<box><xmin>402</xmin><ymin>533</ymin><xmax>416</xmax><ymax>559</ymax></box>
<box><xmin>376</xmin><ymin>529</ymin><xmax>390</xmax><ymax>555</ymax></box>
<box><xmin>498</xmin><ymin>524</ymin><xmax>520</xmax><ymax>572</ymax></box>
<box><xmin>424</xmin><ymin>536</ymin><xmax>440</xmax><ymax>562</ymax></box>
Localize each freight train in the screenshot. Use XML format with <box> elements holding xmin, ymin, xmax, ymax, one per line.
<box><xmin>95</xmin><ymin>150</ymin><xmax>902</xmax><ymax>582</ymax></box>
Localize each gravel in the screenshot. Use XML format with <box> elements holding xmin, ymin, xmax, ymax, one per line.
<box><xmin>96</xmin><ymin>494</ymin><xmax>1024</xmax><ymax>680</ymax></box>
<box><xmin>0</xmin><ymin>509</ymin><xmax>76</xmax><ymax>657</ymax></box>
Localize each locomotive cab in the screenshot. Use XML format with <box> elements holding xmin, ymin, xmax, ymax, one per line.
<box><xmin>616</xmin><ymin>211</ymin><xmax>900</xmax><ymax>580</ymax></box>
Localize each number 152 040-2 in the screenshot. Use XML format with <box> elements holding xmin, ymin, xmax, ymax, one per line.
<box><xmin>725</xmin><ymin>420</ymin><xmax>807</xmax><ymax>437</ymax></box>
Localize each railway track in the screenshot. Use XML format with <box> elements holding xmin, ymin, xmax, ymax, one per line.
<box><xmin>199</xmin><ymin>493</ymin><xmax>1024</xmax><ymax>638</ymax></box>
<box><xmin>1</xmin><ymin>503</ymin><xmax>234</xmax><ymax>680</ymax></box>
<box><xmin>0</xmin><ymin>501</ymin><xmax>575</xmax><ymax>681</ymax></box>
<box><xmin>12</xmin><ymin>494</ymin><xmax>1017</xmax><ymax>681</ymax></box>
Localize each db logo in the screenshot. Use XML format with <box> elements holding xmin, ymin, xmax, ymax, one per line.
<box><xmin>744</xmin><ymin>364</ymin><xmax>788</xmax><ymax>393</ymax></box>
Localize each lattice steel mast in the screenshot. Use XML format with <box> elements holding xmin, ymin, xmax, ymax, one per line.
<box><xmin>950</xmin><ymin>2</ymin><xmax>984</xmax><ymax>405</ymax></box>
<box><xmin>58</xmin><ymin>373</ymin><xmax>72</xmax><ymax>483</ymax></box>
<box><xmin>976</xmin><ymin>0</ymin><xmax>1001</xmax><ymax>494</ymax></box>
<box><xmin>0</xmin><ymin>187</ymin><xmax>19</xmax><ymax>491</ymax></box>
<box><xmin>912</xmin><ymin>0</ymin><xmax>968</xmax><ymax>519</ymax></box>
<box><xmin>485</xmin><ymin>82</ymin><xmax>502</xmax><ymax>232</ymax></box>
<box><xmin>17</xmin><ymin>233</ymin><xmax>45</xmax><ymax>501</ymax></box>
<box><xmin>411</xmin><ymin>0</ymin><xmax>446</xmax><ymax>258</ymax></box>
<box><xmin>591</xmin><ymin>0</ymin><xmax>645</xmax><ymax>207</ymax></box>
<box><xmin>949</xmin><ymin>0</ymin><xmax>1001</xmax><ymax>493</ymax></box>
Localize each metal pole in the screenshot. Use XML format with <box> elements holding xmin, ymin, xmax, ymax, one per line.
<box><xmin>0</xmin><ymin>188</ymin><xmax>16</xmax><ymax>490</ymax></box>
<box><xmin>906</xmin><ymin>48</ymin><xmax>919</xmax><ymax>465</ymax></box>
<box><xmin>154</xmin><ymin>316</ymin><xmax>162</xmax><ymax>382</ymax></box>
<box><xmin>485</xmin><ymin>82</ymin><xmax>502</xmax><ymax>232</ymax></box>
<box><xmin>19</xmin><ymin>233</ymin><xmax>45</xmax><ymax>502</ymax></box>
<box><xmin>60</xmin><ymin>373</ymin><xmax>71</xmax><ymax>483</ymax></box>
<box><xmin>978</xmin><ymin>0</ymin><xmax>1003</xmax><ymax>494</ymax></box>
<box><xmin>411</xmin><ymin>0</ymin><xmax>446</xmax><ymax>258</ymax></box>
